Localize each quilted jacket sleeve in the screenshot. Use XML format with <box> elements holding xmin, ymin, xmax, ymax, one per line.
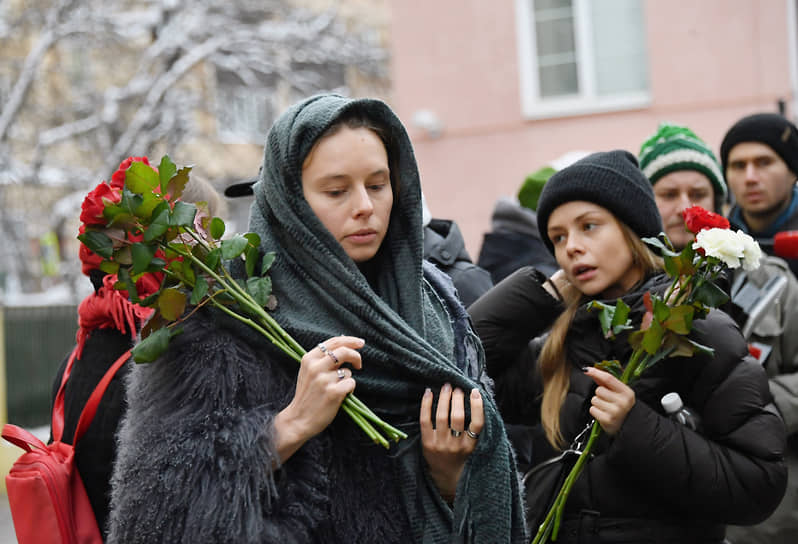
<box><xmin>468</xmin><ymin>266</ymin><xmax>563</xmax><ymax>424</ymax></box>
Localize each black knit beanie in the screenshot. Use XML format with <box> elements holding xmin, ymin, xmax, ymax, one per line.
<box><xmin>537</xmin><ymin>150</ymin><xmax>663</xmax><ymax>255</ymax></box>
<box><xmin>720</xmin><ymin>113</ymin><xmax>798</xmax><ymax>176</ymax></box>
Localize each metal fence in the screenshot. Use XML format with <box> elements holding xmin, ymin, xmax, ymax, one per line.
<box><xmin>4</xmin><ymin>305</ymin><xmax>77</xmax><ymax>427</ymax></box>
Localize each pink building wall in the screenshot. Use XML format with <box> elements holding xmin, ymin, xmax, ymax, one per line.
<box><xmin>389</xmin><ymin>0</ymin><xmax>796</xmax><ymax>258</ymax></box>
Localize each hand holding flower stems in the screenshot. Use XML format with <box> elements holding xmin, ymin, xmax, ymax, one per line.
<box><xmin>531</xmin><ymin>206</ymin><xmax>762</xmax><ymax>543</ymax></box>
<box><xmin>78</xmin><ymin>155</ymin><xmax>407</xmax><ymax>448</ymax></box>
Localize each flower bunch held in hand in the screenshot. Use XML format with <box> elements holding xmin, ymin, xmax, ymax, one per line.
<box><xmin>78</xmin><ymin>155</ymin><xmax>407</xmax><ymax>448</ymax></box>
<box><xmin>532</xmin><ymin>205</ymin><xmax>762</xmax><ymax>543</ymax></box>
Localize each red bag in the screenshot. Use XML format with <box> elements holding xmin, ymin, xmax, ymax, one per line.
<box><xmin>2</xmin><ymin>348</ymin><xmax>131</xmax><ymax>544</ymax></box>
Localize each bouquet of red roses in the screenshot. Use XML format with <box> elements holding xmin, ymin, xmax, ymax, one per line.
<box><xmin>531</xmin><ymin>206</ymin><xmax>762</xmax><ymax>543</ymax></box>
<box><xmin>78</xmin><ymin>155</ymin><xmax>407</xmax><ymax>448</ymax></box>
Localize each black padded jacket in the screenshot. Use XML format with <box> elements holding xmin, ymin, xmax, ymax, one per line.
<box><xmin>469</xmin><ymin>267</ymin><xmax>788</xmax><ymax>543</ymax></box>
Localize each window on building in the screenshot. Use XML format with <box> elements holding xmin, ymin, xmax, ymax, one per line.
<box><xmin>215</xmin><ymin>70</ymin><xmax>275</xmax><ymax>144</ymax></box>
<box><xmin>515</xmin><ymin>0</ymin><xmax>650</xmax><ymax>118</ymax></box>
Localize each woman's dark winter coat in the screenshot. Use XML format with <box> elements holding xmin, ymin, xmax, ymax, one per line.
<box><xmin>469</xmin><ymin>266</ymin><xmax>788</xmax><ymax>543</ymax></box>
<box><xmin>107</xmin><ymin>94</ymin><xmax>526</xmax><ymax>543</ymax></box>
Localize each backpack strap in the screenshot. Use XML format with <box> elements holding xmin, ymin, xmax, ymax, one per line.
<box><xmin>72</xmin><ymin>349</ymin><xmax>132</xmax><ymax>445</ymax></box>
<box><xmin>51</xmin><ymin>347</ymin><xmax>79</xmax><ymax>443</ymax></box>
<box><xmin>51</xmin><ymin>347</ymin><xmax>132</xmax><ymax>446</ymax></box>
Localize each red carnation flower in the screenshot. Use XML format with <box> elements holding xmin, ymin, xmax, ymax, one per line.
<box><xmin>683</xmin><ymin>206</ymin><xmax>730</xmax><ymax>235</ymax></box>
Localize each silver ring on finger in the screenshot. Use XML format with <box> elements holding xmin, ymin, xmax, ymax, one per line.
<box><xmin>318</xmin><ymin>343</ymin><xmax>328</xmax><ymax>353</ymax></box>
<box><xmin>466</xmin><ymin>429</ymin><xmax>479</xmax><ymax>439</ymax></box>
<box><xmin>450</xmin><ymin>428</ymin><xmax>463</xmax><ymax>438</ymax></box>
<box><xmin>327</xmin><ymin>349</ymin><xmax>339</xmax><ymax>364</ymax></box>
<box><xmin>337</xmin><ymin>368</ymin><xmax>346</xmax><ymax>380</ymax></box>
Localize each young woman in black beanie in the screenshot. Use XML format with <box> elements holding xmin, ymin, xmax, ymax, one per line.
<box><xmin>469</xmin><ymin>150</ymin><xmax>787</xmax><ymax>543</ymax></box>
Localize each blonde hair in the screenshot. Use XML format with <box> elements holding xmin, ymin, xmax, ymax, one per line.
<box><xmin>538</xmin><ymin>221</ymin><xmax>663</xmax><ymax>448</ymax></box>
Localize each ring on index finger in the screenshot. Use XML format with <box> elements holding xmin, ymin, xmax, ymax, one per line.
<box><xmin>317</xmin><ymin>343</ymin><xmax>328</xmax><ymax>353</ymax></box>
<box><xmin>466</xmin><ymin>429</ymin><xmax>479</xmax><ymax>439</ymax></box>
<box><xmin>450</xmin><ymin>429</ymin><xmax>463</xmax><ymax>438</ymax></box>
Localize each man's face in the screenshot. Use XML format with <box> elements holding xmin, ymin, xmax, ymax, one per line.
<box><xmin>726</xmin><ymin>142</ymin><xmax>796</xmax><ymax>225</ymax></box>
<box><xmin>653</xmin><ymin>170</ymin><xmax>716</xmax><ymax>251</ymax></box>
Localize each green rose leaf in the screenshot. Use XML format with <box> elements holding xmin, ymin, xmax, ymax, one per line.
<box><xmin>588</xmin><ymin>300</ymin><xmax>617</xmax><ymax>337</ymax></box>
<box><xmin>113</xmin><ymin>245</ymin><xmax>132</xmax><ymax>266</ymax></box>
<box><xmin>131</xmin><ymin>242</ymin><xmax>157</xmax><ymax>275</ymax></box>
<box><xmin>126</xmin><ymin>161</ymin><xmax>160</xmax><ymax>194</ymax></box>
<box><xmin>158</xmin><ymin>155</ymin><xmax>177</xmax><ymax>189</ymax></box>
<box><xmin>103</xmin><ymin>205</ymin><xmax>138</xmax><ymax>230</ymax></box>
<box><xmin>78</xmin><ymin>230</ymin><xmax>114</xmax><ymax>258</ymax></box>
<box><xmin>170</xmin><ymin>200</ymin><xmax>197</xmax><ymax>228</ymax></box>
<box><xmin>652</xmin><ymin>296</ymin><xmax>670</xmax><ymax>323</ymax></box>
<box><xmin>99</xmin><ymin>260</ymin><xmax>120</xmax><ymax>275</ymax></box>
<box><xmin>595</xmin><ymin>359</ymin><xmax>623</xmax><ymax>380</ymax></box>
<box><xmin>611</xmin><ymin>299</ymin><xmax>632</xmax><ymax>335</ymax></box>
<box><xmin>642</xmin><ymin>235</ymin><xmax>681</xmax><ymax>257</ymax></box>
<box><xmin>664</xmin><ymin>305</ymin><xmax>694</xmax><ymax>335</ymax></box>
<box><xmin>640</xmin><ymin>319</ymin><xmax>664</xmax><ymax>354</ymax></box>
<box><xmin>247</xmin><ymin>276</ymin><xmax>272</xmax><ymax>307</ymax></box>
<box><xmin>133</xmin><ymin>191</ymin><xmax>162</xmax><ymax>220</ymax></box>
<box><xmin>210</xmin><ymin>217</ymin><xmax>226</xmax><ymax>239</ymax></box>
<box><xmin>261</xmin><ymin>251</ymin><xmax>276</xmax><ymax>275</ymax></box>
<box><xmin>166</xmin><ymin>166</ymin><xmax>191</xmax><ymax>201</ymax></box>
<box><xmin>117</xmin><ymin>267</ymin><xmax>140</xmax><ymax>302</ymax></box>
<box><xmin>145</xmin><ymin>207</ymin><xmax>171</xmax><ymax>242</ymax></box>
<box><xmin>221</xmin><ymin>235</ymin><xmax>249</xmax><ymax>260</ymax></box>
<box><xmin>692</xmin><ymin>280</ymin><xmax>729</xmax><ymax>308</ymax></box>
<box><xmin>245</xmin><ymin>246</ymin><xmax>259</xmax><ymax>277</ymax></box>
<box><xmin>243</xmin><ymin>232</ymin><xmax>261</xmax><ymax>248</ymax></box>
<box><xmin>205</xmin><ymin>248</ymin><xmax>221</xmax><ymax>272</ymax></box>
<box><xmin>158</xmin><ymin>287</ymin><xmax>186</xmax><ymax>321</ymax></box>
<box><xmin>168</xmin><ymin>258</ymin><xmax>195</xmax><ymax>286</ymax></box>
<box><xmin>131</xmin><ymin>326</ymin><xmax>178</xmax><ymax>364</ymax></box>
<box><xmin>190</xmin><ymin>276</ymin><xmax>209</xmax><ymax>305</ymax></box>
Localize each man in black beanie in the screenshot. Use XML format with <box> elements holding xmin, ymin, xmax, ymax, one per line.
<box><xmin>720</xmin><ymin>112</ymin><xmax>798</xmax><ymax>277</ymax></box>
<box><xmin>721</xmin><ymin>113</ymin><xmax>798</xmax><ymax>544</ymax></box>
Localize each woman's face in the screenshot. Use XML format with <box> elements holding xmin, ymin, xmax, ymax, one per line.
<box><xmin>547</xmin><ymin>201</ymin><xmax>641</xmax><ymax>299</ymax></box>
<box><xmin>301</xmin><ymin>126</ymin><xmax>393</xmax><ymax>263</ymax></box>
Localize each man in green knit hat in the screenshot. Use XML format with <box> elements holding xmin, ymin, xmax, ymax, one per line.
<box><xmin>638</xmin><ymin>122</ymin><xmax>727</xmax><ymax>250</ymax></box>
<box><xmin>640</xmin><ymin>121</ymin><xmax>798</xmax><ymax>544</ymax></box>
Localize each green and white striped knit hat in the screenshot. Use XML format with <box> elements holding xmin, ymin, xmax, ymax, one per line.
<box><xmin>638</xmin><ymin>122</ymin><xmax>727</xmax><ymax>199</ymax></box>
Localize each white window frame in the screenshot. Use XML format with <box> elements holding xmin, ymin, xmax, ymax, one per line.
<box><xmin>515</xmin><ymin>0</ymin><xmax>651</xmax><ymax>119</ymax></box>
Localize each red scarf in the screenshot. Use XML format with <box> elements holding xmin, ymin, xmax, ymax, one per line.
<box><xmin>75</xmin><ymin>274</ymin><xmax>153</xmax><ymax>358</ymax></box>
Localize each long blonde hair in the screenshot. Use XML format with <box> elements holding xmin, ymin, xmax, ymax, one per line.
<box><xmin>538</xmin><ymin>221</ymin><xmax>663</xmax><ymax>448</ymax></box>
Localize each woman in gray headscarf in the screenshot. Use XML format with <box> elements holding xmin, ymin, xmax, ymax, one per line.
<box><xmin>107</xmin><ymin>94</ymin><xmax>526</xmax><ymax>543</ymax></box>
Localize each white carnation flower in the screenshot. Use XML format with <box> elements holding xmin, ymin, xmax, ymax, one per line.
<box><xmin>693</xmin><ymin>228</ymin><xmax>745</xmax><ymax>268</ymax></box>
<box><xmin>736</xmin><ymin>230</ymin><xmax>762</xmax><ymax>270</ymax></box>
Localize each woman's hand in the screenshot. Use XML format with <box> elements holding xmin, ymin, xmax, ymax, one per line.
<box><xmin>583</xmin><ymin>367</ymin><xmax>635</xmax><ymax>435</ymax></box>
<box><xmin>273</xmin><ymin>336</ymin><xmax>364</xmax><ymax>462</ymax></box>
<box><xmin>544</xmin><ymin>269</ymin><xmax>571</xmax><ymax>301</ymax></box>
<box><xmin>419</xmin><ymin>384</ymin><xmax>485</xmax><ymax>503</ymax></box>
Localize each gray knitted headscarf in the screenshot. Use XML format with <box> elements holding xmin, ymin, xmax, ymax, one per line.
<box><xmin>248</xmin><ymin>94</ymin><xmax>525</xmax><ymax>543</ymax></box>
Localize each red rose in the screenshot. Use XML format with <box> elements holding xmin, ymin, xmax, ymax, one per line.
<box><xmin>111</xmin><ymin>156</ymin><xmax>151</xmax><ymax>189</ymax></box>
<box><xmin>682</xmin><ymin>206</ymin><xmax>730</xmax><ymax>235</ymax></box>
<box><xmin>79</xmin><ymin>182</ymin><xmax>121</xmax><ymax>226</ymax></box>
